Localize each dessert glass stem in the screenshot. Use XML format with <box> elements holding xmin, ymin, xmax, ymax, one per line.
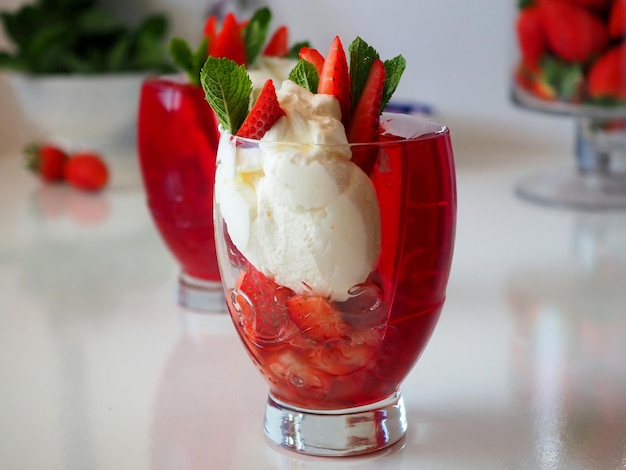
<box><xmin>177</xmin><ymin>272</ymin><xmax>226</xmax><ymax>312</ymax></box>
<box><xmin>515</xmin><ymin>116</ymin><xmax>626</xmax><ymax>210</ymax></box>
<box><xmin>263</xmin><ymin>392</ymin><xmax>407</xmax><ymax>457</ymax></box>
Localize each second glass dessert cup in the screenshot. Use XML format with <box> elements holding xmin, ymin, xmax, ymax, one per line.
<box><xmin>137</xmin><ymin>77</ymin><xmax>225</xmax><ymax>312</ymax></box>
<box><xmin>213</xmin><ymin>112</ymin><xmax>457</xmax><ymax>456</ymax></box>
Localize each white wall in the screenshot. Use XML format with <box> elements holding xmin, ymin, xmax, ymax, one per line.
<box><xmin>0</xmin><ymin>0</ymin><xmax>573</xmax><ymax>157</ymax></box>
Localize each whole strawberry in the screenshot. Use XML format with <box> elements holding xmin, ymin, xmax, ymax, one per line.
<box><xmin>588</xmin><ymin>43</ymin><xmax>626</xmax><ymax>102</ymax></box>
<box><xmin>516</xmin><ymin>6</ymin><xmax>547</xmax><ymax>70</ymax></box>
<box><xmin>64</xmin><ymin>152</ymin><xmax>109</xmax><ymax>191</ymax></box>
<box><xmin>25</xmin><ymin>143</ymin><xmax>68</xmax><ymax>182</ymax></box>
<box><xmin>540</xmin><ymin>1</ymin><xmax>608</xmax><ymax>63</ymax></box>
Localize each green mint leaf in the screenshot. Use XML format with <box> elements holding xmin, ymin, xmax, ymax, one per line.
<box><xmin>169</xmin><ymin>37</ymin><xmax>194</xmax><ymax>75</ymax></box>
<box><xmin>191</xmin><ymin>37</ymin><xmax>209</xmax><ymax>85</ymax></box>
<box><xmin>168</xmin><ymin>37</ymin><xmax>208</xmax><ymax>86</ymax></box>
<box><xmin>242</xmin><ymin>6</ymin><xmax>271</xmax><ymax>65</ymax></box>
<box><xmin>201</xmin><ymin>56</ymin><xmax>253</xmax><ymax>134</ymax></box>
<box><xmin>288</xmin><ymin>59</ymin><xmax>319</xmax><ymax>93</ymax></box>
<box><xmin>382</xmin><ymin>55</ymin><xmax>406</xmax><ymax>111</ymax></box>
<box><xmin>286</xmin><ymin>41</ymin><xmax>310</xmax><ymax>59</ymax></box>
<box><xmin>348</xmin><ymin>37</ymin><xmax>379</xmax><ymax>113</ymax></box>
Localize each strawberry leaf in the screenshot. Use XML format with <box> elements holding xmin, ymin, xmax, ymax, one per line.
<box><xmin>542</xmin><ymin>56</ymin><xmax>583</xmax><ymax>101</ymax></box>
<box><xmin>242</xmin><ymin>6</ymin><xmax>272</xmax><ymax>65</ymax></box>
<box><xmin>382</xmin><ymin>55</ymin><xmax>406</xmax><ymax>111</ymax></box>
<box><xmin>201</xmin><ymin>56</ymin><xmax>253</xmax><ymax>134</ymax></box>
<box><xmin>348</xmin><ymin>37</ymin><xmax>379</xmax><ymax>114</ymax></box>
<box><xmin>288</xmin><ymin>59</ymin><xmax>319</xmax><ymax>93</ymax></box>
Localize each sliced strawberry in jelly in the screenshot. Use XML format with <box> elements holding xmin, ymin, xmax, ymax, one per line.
<box><xmin>228</xmin><ymin>266</ymin><xmax>298</xmax><ymax>345</ymax></box>
<box><xmin>268</xmin><ymin>350</ymin><xmax>333</xmax><ymax>402</ymax></box>
<box><xmin>286</xmin><ymin>295</ymin><xmax>349</xmax><ymax>342</ymax></box>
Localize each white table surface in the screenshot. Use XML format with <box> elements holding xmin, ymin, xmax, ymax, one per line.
<box><xmin>1</xmin><ymin>107</ymin><xmax>626</xmax><ymax>470</ymax></box>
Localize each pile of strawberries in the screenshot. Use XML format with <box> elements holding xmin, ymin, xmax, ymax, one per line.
<box><xmin>515</xmin><ymin>0</ymin><xmax>626</xmax><ymax>104</ymax></box>
<box><xmin>26</xmin><ymin>143</ymin><xmax>109</xmax><ymax>192</ymax></box>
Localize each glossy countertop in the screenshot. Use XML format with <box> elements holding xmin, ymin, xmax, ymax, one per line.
<box><xmin>2</xmin><ymin>103</ymin><xmax>626</xmax><ymax>470</ymax></box>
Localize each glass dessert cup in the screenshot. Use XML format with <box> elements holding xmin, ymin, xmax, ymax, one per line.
<box><xmin>214</xmin><ymin>112</ymin><xmax>457</xmax><ymax>456</ymax></box>
<box><xmin>511</xmin><ymin>1</ymin><xmax>626</xmax><ymax>210</ymax></box>
<box><xmin>137</xmin><ymin>77</ymin><xmax>225</xmax><ymax>311</ymax></box>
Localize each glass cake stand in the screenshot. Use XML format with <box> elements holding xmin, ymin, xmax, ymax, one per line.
<box><xmin>512</xmin><ymin>87</ymin><xmax>626</xmax><ymax>211</ymax></box>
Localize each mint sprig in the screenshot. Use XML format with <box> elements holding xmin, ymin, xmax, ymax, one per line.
<box><xmin>348</xmin><ymin>37</ymin><xmax>379</xmax><ymax>113</ymax></box>
<box><xmin>242</xmin><ymin>7</ymin><xmax>272</xmax><ymax>66</ymax></box>
<box><xmin>295</xmin><ymin>36</ymin><xmax>405</xmax><ymax>115</ymax></box>
<box><xmin>382</xmin><ymin>55</ymin><xmax>406</xmax><ymax>110</ymax></box>
<box><xmin>287</xmin><ymin>41</ymin><xmax>311</xmax><ymax>59</ymax></box>
<box><xmin>201</xmin><ymin>56</ymin><xmax>252</xmax><ymax>134</ymax></box>
<box><xmin>169</xmin><ymin>37</ymin><xmax>208</xmax><ymax>86</ymax></box>
<box><xmin>288</xmin><ymin>60</ymin><xmax>319</xmax><ymax>93</ymax></box>
<box><xmin>348</xmin><ymin>37</ymin><xmax>406</xmax><ymax>113</ymax></box>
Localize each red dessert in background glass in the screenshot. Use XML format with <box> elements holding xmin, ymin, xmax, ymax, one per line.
<box><xmin>138</xmin><ymin>77</ymin><xmax>223</xmax><ymax>310</ymax></box>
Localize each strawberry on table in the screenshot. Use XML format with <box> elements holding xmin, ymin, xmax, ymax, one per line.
<box><xmin>25</xmin><ymin>143</ymin><xmax>68</xmax><ymax>182</ymax></box>
<box><xmin>64</xmin><ymin>152</ymin><xmax>109</xmax><ymax>192</ymax></box>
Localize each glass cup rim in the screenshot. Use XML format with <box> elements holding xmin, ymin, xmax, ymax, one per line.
<box><xmin>141</xmin><ymin>73</ymin><xmax>199</xmax><ymax>90</ymax></box>
<box><xmin>220</xmin><ymin>112</ymin><xmax>449</xmax><ymax>148</ymax></box>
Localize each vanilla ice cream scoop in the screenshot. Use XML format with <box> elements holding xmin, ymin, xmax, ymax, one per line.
<box><xmin>215</xmin><ymin>81</ymin><xmax>381</xmax><ymax>301</ymax></box>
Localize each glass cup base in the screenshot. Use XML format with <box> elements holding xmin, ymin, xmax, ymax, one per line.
<box><xmin>263</xmin><ymin>392</ymin><xmax>407</xmax><ymax>457</ymax></box>
<box><xmin>515</xmin><ymin>167</ymin><xmax>626</xmax><ymax>211</ymax></box>
<box><xmin>177</xmin><ymin>272</ymin><xmax>226</xmax><ymax>313</ymax></box>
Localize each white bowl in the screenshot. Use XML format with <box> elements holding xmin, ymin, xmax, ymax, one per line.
<box><xmin>7</xmin><ymin>72</ymin><xmax>147</xmax><ymax>148</ymax></box>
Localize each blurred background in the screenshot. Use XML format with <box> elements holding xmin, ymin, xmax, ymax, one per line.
<box><xmin>0</xmin><ymin>0</ymin><xmax>574</xmax><ymax>160</ymax></box>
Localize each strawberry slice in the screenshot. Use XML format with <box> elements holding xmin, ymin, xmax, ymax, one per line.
<box><xmin>309</xmin><ymin>341</ymin><xmax>376</xmax><ymax>376</ymax></box>
<box><xmin>228</xmin><ymin>265</ymin><xmax>297</xmax><ymax>344</ymax></box>
<box><xmin>347</xmin><ymin>58</ymin><xmax>386</xmax><ymax>174</ymax></box>
<box><xmin>263</xmin><ymin>25</ymin><xmax>289</xmax><ymax>57</ymax></box>
<box><xmin>236</xmin><ymin>79</ymin><xmax>285</xmax><ymax>139</ymax></box>
<box><xmin>203</xmin><ymin>15</ymin><xmax>217</xmax><ymax>40</ymax></box>
<box><xmin>299</xmin><ymin>46</ymin><xmax>325</xmax><ymax>76</ymax></box>
<box><xmin>318</xmin><ymin>36</ymin><xmax>351</xmax><ymax>126</ymax></box>
<box><xmin>208</xmin><ymin>12</ymin><xmax>247</xmax><ymax>65</ymax></box>
<box><xmin>268</xmin><ymin>350</ymin><xmax>333</xmax><ymax>402</ymax></box>
<box><xmin>286</xmin><ymin>295</ymin><xmax>349</xmax><ymax>342</ymax></box>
